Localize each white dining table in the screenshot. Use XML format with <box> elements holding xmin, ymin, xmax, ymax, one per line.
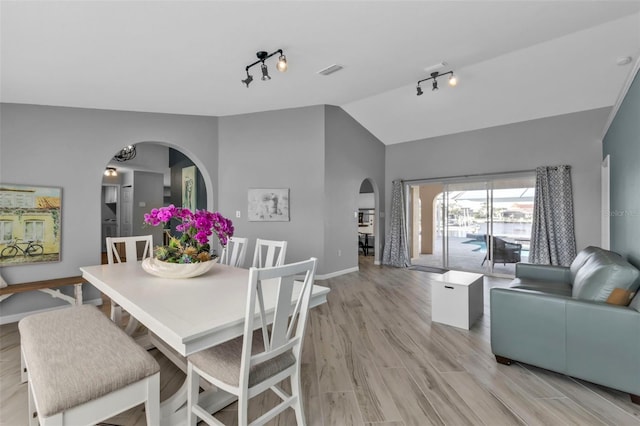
<box><xmin>80</xmin><ymin>260</ymin><xmax>330</xmax><ymax>426</ymax></box>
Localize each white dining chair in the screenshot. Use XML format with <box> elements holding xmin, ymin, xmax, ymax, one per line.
<box><xmin>186</xmin><ymin>257</ymin><xmax>318</xmax><ymax>426</ymax></box>
<box><xmin>105</xmin><ymin>235</ymin><xmax>153</xmax><ymax>336</ymax></box>
<box><xmin>252</xmin><ymin>238</ymin><xmax>287</xmax><ymax>268</ymax></box>
<box><xmin>220</xmin><ymin>237</ymin><xmax>249</xmax><ymax>268</ymax></box>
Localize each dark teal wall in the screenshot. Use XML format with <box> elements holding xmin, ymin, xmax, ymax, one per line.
<box><xmin>603</xmin><ymin>69</ymin><xmax>640</xmax><ymax>267</ymax></box>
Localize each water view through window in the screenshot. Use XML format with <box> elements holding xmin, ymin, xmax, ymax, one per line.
<box><xmin>410</xmin><ymin>175</ymin><xmax>535</xmax><ymax>276</ymax></box>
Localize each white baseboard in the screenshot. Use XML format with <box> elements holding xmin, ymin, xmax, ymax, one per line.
<box><xmin>0</xmin><ymin>298</ymin><xmax>103</xmax><ymax>325</ymax></box>
<box><xmin>315</xmin><ymin>266</ymin><xmax>359</xmax><ymax>280</ymax></box>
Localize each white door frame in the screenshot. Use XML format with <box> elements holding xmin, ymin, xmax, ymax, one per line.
<box><xmin>601</xmin><ymin>155</ymin><xmax>610</xmax><ymax>250</ymax></box>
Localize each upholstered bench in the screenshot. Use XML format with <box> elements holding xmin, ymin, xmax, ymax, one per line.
<box><xmin>19</xmin><ymin>305</ymin><xmax>160</xmax><ymax>426</ymax></box>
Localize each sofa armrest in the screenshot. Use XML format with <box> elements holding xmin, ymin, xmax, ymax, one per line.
<box><xmin>516</xmin><ymin>263</ymin><xmax>571</xmax><ymax>283</ymax></box>
<box><xmin>566</xmin><ymin>299</ymin><xmax>640</xmax><ymax>395</ymax></box>
<box><xmin>490</xmin><ymin>287</ymin><xmax>569</xmax><ymax>372</ymax></box>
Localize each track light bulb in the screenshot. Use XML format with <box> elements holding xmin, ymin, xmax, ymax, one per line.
<box><xmin>261</xmin><ymin>63</ymin><xmax>271</xmax><ymax>81</ymax></box>
<box><xmin>416</xmin><ymin>85</ymin><xmax>423</xmax><ymax>96</ymax></box>
<box><xmin>448</xmin><ymin>74</ymin><xmax>458</xmax><ymax>87</ymax></box>
<box><xmin>276</xmin><ymin>54</ymin><xmax>287</xmax><ymax>72</ymax></box>
<box><xmin>241</xmin><ymin>73</ymin><xmax>253</xmax><ymax>88</ymax></box>
<box><xmin>432</xmin><ymin>80</ymin><xmax>439</xmax><ymax>91</ymax></box>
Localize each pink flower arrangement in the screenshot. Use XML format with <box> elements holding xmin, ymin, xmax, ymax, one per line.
<box><xmin>144</xmin><ymin>205</ymin><xmax>234</xmax><ymax>263</ymax></box>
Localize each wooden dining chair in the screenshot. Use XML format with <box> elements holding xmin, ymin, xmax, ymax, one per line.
<box><xmin>220</xmin><ymin>236</ymin><xmax>249</xmax><ymax>268</ymax></box>
<box><xmin>252</xmin><ymin>239</ymin><xmax>287</xmax><ymax>268</ymax></box>
<box><xmin>186</xmin><ymin>257</ymin><xmax>318</xmax><ymax>426</ymax></box>
<box><xmin>105</xmin><ymin>235</ymin><xmax>153</xmax><ymax>336</ymax></box>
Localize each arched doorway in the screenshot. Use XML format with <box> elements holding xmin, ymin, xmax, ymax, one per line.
<box><xmin>357</xmin><ymin>178</ymin><xmax>378</xmax><ymax>260</ymax></box>
<box><xmin>100</xmin><ymin>142</ymin><xmax>208</xmax><ymax>259</ymax></box>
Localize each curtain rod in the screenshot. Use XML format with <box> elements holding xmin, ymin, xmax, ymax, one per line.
<box><xmin>401</xmin><ymin>169</ymin><xmax>537</xmax><ymax>185</ymax></box>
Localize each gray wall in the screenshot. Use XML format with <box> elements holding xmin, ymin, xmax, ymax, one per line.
<box><xmin>0</xmin><ymin>104</ymin><xmax>218</xmax><ymax>321</ymax></box>
<box><xmin>132</xmin><ymin>171</ymin><xmax>164</xmax><ymax>244</ymax></box>
<box><xmin>603</xmin><ymin>70</ymin><xmax>640</xmax><ymax>267</ymax></box>
<box><xmin>218</xmin><ymin>105</ymin><xmax>385</xmax><ymax>275</ymax></box>
<box><xmin>386</xmin><ymin>107</ymin><xmax>611</xmax><ymax>252</ymax></box>
<box><xmin>324</xmin><ymin>105</ymin><xmax>385</xmax><ymax>271</ymax></box>
<box><xmin>218</xmin><ymin>106</ymin><xmax>326</xmax><ymax>271</ymax></box>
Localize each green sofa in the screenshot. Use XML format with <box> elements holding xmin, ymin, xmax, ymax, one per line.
<box><xmin>491</xmin><ymin>246</ymin><xmax>640</xmax><ymax>404</ymax></box>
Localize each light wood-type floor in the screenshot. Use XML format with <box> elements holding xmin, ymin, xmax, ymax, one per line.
<box><xmin>2</xmin><ymin>256</ymin><xmax>640</xmax><ymax>425</ymax></box>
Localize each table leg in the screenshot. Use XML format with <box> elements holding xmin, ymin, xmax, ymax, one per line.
<box><xmin>73</xmin><ymin>283</ymin><xmax>83</xmax><ymax>305</ymax></box>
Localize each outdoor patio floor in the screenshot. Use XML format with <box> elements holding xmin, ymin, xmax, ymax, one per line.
<box><xmin>411</xmin><ymin>235</ymin><xmax>530</xmax><ymax>277</ymax></box>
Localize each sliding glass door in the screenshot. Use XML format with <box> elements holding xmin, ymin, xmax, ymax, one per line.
<box><xmin>409</xmin><ymin>173</ymin><xmax>534</xmax><ymax>276</ymax></box>
<box><xmin>441</xmin><ymin>181</ymin><xmax>490</xmax><ymax>274</ymax></box>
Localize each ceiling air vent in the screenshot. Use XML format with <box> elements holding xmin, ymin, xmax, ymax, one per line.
<box><xmin>317</xmin><ymin>64</ymin><xmax>344</xmax><ymax>76</ymax></box>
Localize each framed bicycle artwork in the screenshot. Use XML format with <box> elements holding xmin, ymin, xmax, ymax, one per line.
<box><xmin>0</xmin><ymin>183</ymin><xmax>62</xmax><ymax>267</ymax></box>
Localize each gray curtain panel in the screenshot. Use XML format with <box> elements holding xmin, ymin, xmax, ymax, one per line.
<box><xmin>529</xmin><ymin>165</ymin><xmax>577</xmax><ymax>266</ymax></box>
<box><xmin>382</xmin><ymin>180</ymin><xmax>410</xmax><ymax>267</ymax></box>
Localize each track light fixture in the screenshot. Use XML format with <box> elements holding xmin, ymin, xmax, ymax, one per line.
<box><xmin>241</xmin><ymin>49</ymin><xmax>287</xmax><ymax>88</ymax></box>
<box><xmin>276</xmin><ymin>53</ymin><xmax>288</xmax><ymax>72</ymax></box>
<box><xmin>416</xmin><ymin>70</ymin><xmax>457</xmax><ymax>96</ymax></box>
<box><xmin>241</xmin><ymin>71</ymin><xmax>253</xmax><ymax>88</ymax></box>
<box><xmin>261</xmin><ymin>62</ymin><xmax>271</xmax><ymax>81</ymax></box>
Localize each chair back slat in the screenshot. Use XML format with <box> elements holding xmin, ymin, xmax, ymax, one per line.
<box><xmin>106</xmin><ymin>235</ymin><xmax>153</xmax><ymax>264</ymax></box>
<box><xmin>220</xmin><ymin>236</ymin><xmax>248</xmax><ymax>267</ymax></box>
<box><xmin>268</xmin><ymin>275</ymin><xmax>295</xmax><ymax>349</ymax></box>
<box><xmin>256</xmin><ymin>281</ymin><xmax>270</xmax><ymax>351</ymax></box>
<box><xmin>286</xmin><ymin>268</ymin><xmax>313</xmax><ymax>340</ymax></box>
<box><xmin>252</xmin><ymin>239</ymin><xmax>287</xmax><ymax>268</ymax></box>
<box><xmin>239</xmin><ymin>258</ymin><xmax>317</xmax><ymax>389</ymax></box>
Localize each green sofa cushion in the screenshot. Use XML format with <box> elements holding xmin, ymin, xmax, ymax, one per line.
<box><xmin>571</xmin><ymin>247</ymin><xmax>640</xmax><ymax>302</ymax></box>
<box><xmin>569</xmin><ymin>245</ymin><xmax>600</xmax><ymax>282</ymax></box>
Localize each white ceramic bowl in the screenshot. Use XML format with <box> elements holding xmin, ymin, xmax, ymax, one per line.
<box><xmin>141</xmin><ymin>257</ymin><xmax>215</xmax><ymax>279</ymax></box>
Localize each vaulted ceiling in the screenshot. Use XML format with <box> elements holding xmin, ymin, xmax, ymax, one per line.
<box><xmin>2</xmin><ymin>1</ymin><xmax>639</xmax><ymax>145</ymax></box>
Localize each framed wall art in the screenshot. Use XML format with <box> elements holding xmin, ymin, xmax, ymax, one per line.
<box><xmin>248</xmin><ymin>188</ymin><xmax>290</xmax><ymax>222</ymax></box>
<box><xmin>0</xmin><ymin>183</ymin><xmax>62</xmax><ymax>267</ymax></box>
<box><xmin>182</xmin><ymin>166</ymin><xmax>197</xmax><ymax>211</ymax></box>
